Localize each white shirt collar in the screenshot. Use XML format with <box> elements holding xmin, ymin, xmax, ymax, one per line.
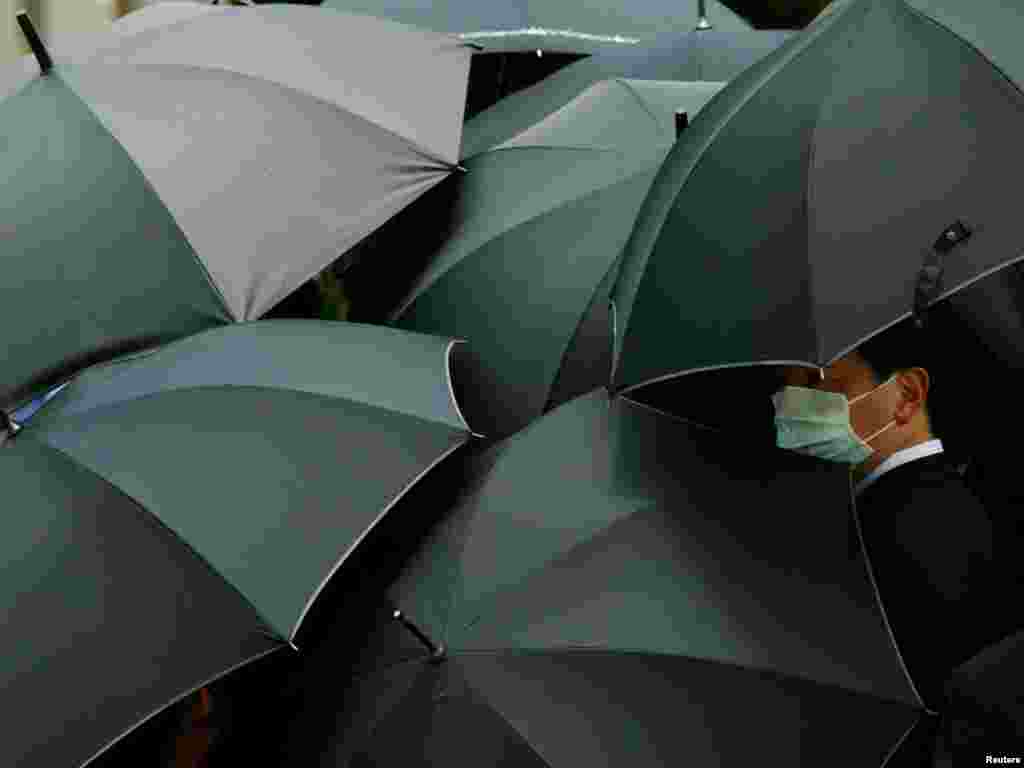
<box><xmin>854</xmin><ymin>439</ymin><xmax>944</xmax><ymax>496</ymax></box>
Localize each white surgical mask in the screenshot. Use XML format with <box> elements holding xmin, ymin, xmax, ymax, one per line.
<box><xmin>772</xmin><ymin>374</ymin><xmax>899</xmax><ymax>464</ymax></box>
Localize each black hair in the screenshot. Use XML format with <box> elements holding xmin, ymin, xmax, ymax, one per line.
<box><xmin>855</xmin><ymin>318</ymin><xmax>941</xmax><ymax>438</ymax></box>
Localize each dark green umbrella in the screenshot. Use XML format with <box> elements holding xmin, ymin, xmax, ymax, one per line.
<box><xmin>610</xmin><ymin>0</ymin><xmax>1024</xmax><ymax>393</ymax></box>
<box><xmin>461</xmin><ymin>1</ymin><xmax>791</xmax><ymax>156</ymax></box>
<box><xmin>391</xmin><ymin>79</ymin><xmax>723</xmax><ymax>438</ymax></box>
<box><xmin>0</xmin><ymin>4</ymin><xmax>471</xmax><ymax>410</ymax></box>
<box><xmin>278</xmin><ymin>389</ymin><xmax>929</xmax><ymax>766</ymax></box>
<box><xmin>0</xmin><ymin>320</ymin><xmax>474</xmax><ymax>768</ymax></box>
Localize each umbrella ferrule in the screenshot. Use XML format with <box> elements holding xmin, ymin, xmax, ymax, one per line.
<box><xmin>16</xmin><ymin>12</ymin><xmax>53</xmax><ymax>75</ymax></box>
<box><xmin>1</xmin><ymin>411</ymin><xmax>21</xmax><ymax>440</ymax></box>
<box><xmin>675</xmin><ymin>111</ymin><xmax>689</xmax><ymax>139</ymax></box>
<box><xmin>696</xmin><ymin>0</ymin><xmax>712</xmax><ymax>30</ymax></box>
<box><xmin>393</xmin><ymin>609</ymin><xmax>443</xmax><ymax>657</ymax></box>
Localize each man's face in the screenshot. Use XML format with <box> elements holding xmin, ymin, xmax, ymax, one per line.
<box><xmin>774</xmin><ymin>351</ymin><xmax>900</xmax><ymax>445</ymax></box>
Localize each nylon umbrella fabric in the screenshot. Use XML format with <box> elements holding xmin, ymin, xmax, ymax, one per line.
<box><xmin>0</xmin><ymin>320</ymin><xmax>473</xmax><ymax>768</ymax></box>
<box><xmin>609</xmin><ymin>0</ymin><xmax>1024</xmax><ymax>394</ymax></box>
<box><xmin>0</xmin><ymin>3</ymin><xmax>472</xmax><ymax>410</ymax></box>
<box><xmin>461</xmin><ymin>1</ymin><xmax>790</xmax><ymax>156</ymax></box>
<box><xmin>391</xmin><ymin>79</ymin><xmax>723</xmax><ymax>438</ymax></box>
<box><xmin>276</xmin><ymin>389</ymin><xmax>928</xmax><ymax>766</ymax></box>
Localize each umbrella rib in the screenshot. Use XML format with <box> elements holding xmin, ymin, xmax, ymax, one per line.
<box><xmin>803</xmin><ymin>54</ymin><xmax>827</xmax><ymax>366</ymax></box>
<box><xmin>542</xmin><ymin>147</ymin><xmax>688</xmax><ymax>413</ymax></box>
<box><xmin>49</xmin><ymin>72</ymin><xmax>236</xmax><ymax>321</ymax></box>
<box><xmin>44</xmin><ymin>347</ymin><xmax>473</xmax><ymax>433</ymax></box>
<box><xmin>254</xmin><ymin>168</ymin><xmax>451</xmax><ymax>320</ymax></box>
<box><xmin>543</xmin><ymin>263</ymin><xmax>622</xmax><ymax>414</ymax></box>
<box><xmin>804</xmin><ymin>0</ymin><xmax>881</xmax><ymax>366</ymax></box>
<box><xmin>459</xmin><ymin>141</ymin><xmax>621</xmax><ymax>166</ymax></box>
<box><xmin>79</xmin><ymin>644</ymin><xmax>287</xmax><ymax>768</ymax></box>
<box><xmin>436</xmin><ymin>450</ymin><xmax>515</xmax><ymax>649</ymax></box>
<box><xmin>618</xmin><ymin>395</ymin><xmax>729</xmax><ymax>434</ymax></box>
<box><xmin>452</xmin><ymin>647</ymin><xmax>923</xmax><ymax>710</ymax></box>
<box><xmin>612</xmin><ymin>78</ymin><xmax>671</xmax><ymax>144</ymax></box>
<box><xmin>24</xmin><ymin>436</ymin><xmax>287</xmax><ymax>640</ymax></box>
<box><xmin>442</xmin><ymin>498</ymin><xmax>667</xmax><ymax>653</ymax></box>
<box><xmin>878</xmin><ymin>715</ymin><xmax>929</xmax><ymax>768</ymax></box>
<box><xmin>391</xmin><ymin>153</ymin><xmax>661</xmax><ymax>322</ymax></box>
<box><xmin>616</xmin><ymin>359</ymin><xmax>824</xmax><ymax>396</ymax></box>
<box><xmin>108</xmin><ymin>61</ymin><xmax>459</xmax><ymax>170</ymax></box>
<box><xmin>851</xmin><ymin>493</ymin><xmax>935</xmax><ymax>714</ymax></box>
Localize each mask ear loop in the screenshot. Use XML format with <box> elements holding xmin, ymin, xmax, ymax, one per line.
<box><xmin>850</xmin><ymin>374</ymin><xmax>901</xmax><ymax>447</ymax></box>
<box><xmin>848</xmin><ymin>373</ymin><xmax>900</xmax><ymax>406</ymax></box>
<box><xmin>861</xmin><ymin>418</ymin><xmax>897</xmax><ymax>445</ymax></box>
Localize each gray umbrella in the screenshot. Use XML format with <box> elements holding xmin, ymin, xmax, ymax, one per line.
<box><xmin>0</xmin><ymin>3</ymin><xmax>472</xmax><ymax>409</ymax></box>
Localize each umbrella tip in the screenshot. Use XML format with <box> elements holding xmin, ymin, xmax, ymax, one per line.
<box><xmin>696</xmin><ymin>0</ymin><xmax>712</xmax><ymax>30</ymax></box>
<box><xmin>675</xmin><ymin>111</ymin><xmax>689</xmax><ymax>139</ymax></box>
<box><xmin>16</xmin><ymin>11</ymin><xmax>53</xmax><ymax>75</ymax></box>
<box><xmin>394</xmin><ymin>609</ymin><xmax>444</xmax><ymax>657</ymax></box>
<box><xmin>1</xmin><ymin>410</ymin><xmax>21</xmax><ymax>439</ymax></box>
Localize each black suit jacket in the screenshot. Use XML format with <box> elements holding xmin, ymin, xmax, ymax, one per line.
<box><xmin>855</xmin><ymin>452</ymin><xmax>1019</xmax><ymax>711</ymax></box>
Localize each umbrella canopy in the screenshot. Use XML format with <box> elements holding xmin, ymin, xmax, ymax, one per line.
<box><xmin>320</xmin><ymin>0</ymin><xmax>757</xmax><ymax>53</ymax></box>
<box><xmin>610</xmin><ymin>0</ymin><xmax>1024</xmax><ymax>393</ymax></box>
<box><xmin>391</xmin><ymin>79</ymin><xmax>724</xmax><ymax>438</ymax></box>
<box><xmin>461</xmin><ymin>2</ymin><xmax>790</xmax><ymax>156</ymax></box>
<box><xmin>0</xmin><ymin>320</ymin><xmax>473</xmax><ymax>768</ymax></box>
<box><xmin>0</xmin><ymin>3</ymin><xmax>471</xmax><ymax>410</ymax></box>
<box><xmin>277</xmin><ymin>389</ymin><xmax>929</xmax><ymax>766</ymax></box>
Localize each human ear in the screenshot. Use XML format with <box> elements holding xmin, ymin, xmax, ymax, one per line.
<box><xmin>894</xmin><ymin>368</ymin><xmax>929</xmax><ymax>424</ymax></box>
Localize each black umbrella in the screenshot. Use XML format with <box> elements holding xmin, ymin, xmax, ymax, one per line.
<box><xmin>274</xmin><ymin>390</ymin><xmax>930</xmax><ymax>766</ymax></box>
<box><xmin>610</xmin><ymin>0</ymin><xmax>1024</xmax><ymax>393</ymax></box>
